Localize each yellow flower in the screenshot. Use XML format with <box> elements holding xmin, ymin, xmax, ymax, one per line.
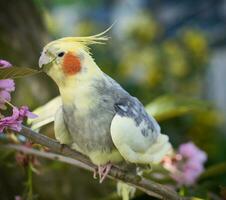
<box><xmin>163</xmin><ymin>41</ymin><xmax>189</xmax><ymax>78</ymax></box>
<box><xmin>183</xmin><ymin>30</ymin><xmax>208</xmax><ymax>62</ymax></box>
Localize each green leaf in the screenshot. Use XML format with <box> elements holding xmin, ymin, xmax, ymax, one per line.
<box><xmin>145</xmin><ymin>95</ymin><xmax>209</xmax><ymax>121</ymax></box>
<box><xmin>191</xmin><ymin>197</ymin><xmax>205</xmax><ymax>200</ymax></box>
<box><xmin>0</xmin><ymin>66</ymin><xmax>40</xmax><ymax>79</ymax></box>
<box><xmin>199</xmin><ymin>162</ymin><xmax>226</xmax><ymax>181</ymax></box>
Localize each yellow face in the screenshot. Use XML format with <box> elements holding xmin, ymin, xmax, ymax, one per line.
<box><xmin>39</xmin><ymin>41</ymin><xmax>89</xmax><ymax>85</ymax></box>
<box><xmin>39</xmin><ymin>30</ymin><xmax>109</xmax><ymax>84</ymax></box>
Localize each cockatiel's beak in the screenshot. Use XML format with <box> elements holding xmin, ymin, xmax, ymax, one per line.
<box><xmin>39</xmin><ymin>52</ymin><xmax>52</xmax><ymax>70</ymax></box>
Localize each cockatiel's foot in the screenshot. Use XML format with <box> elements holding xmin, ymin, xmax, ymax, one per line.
<box><xmin>98</xmin><ymin>163</ymin><xmax>112</xmax><ymax>183</ymax></box>
<box><xmin>136</xmin><ymin>164</ymin><xmax>152</xmax><ymax>176</ymax></box>
<box><xmin>93</xmin><ymin>167</ymin><xmax>98</xmax><ymax>179</ymax></box>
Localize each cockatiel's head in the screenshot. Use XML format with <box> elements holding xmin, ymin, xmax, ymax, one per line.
<box><xmin>39</xmin><ymin>31</ymin><xmax>109</xmax><ymax>86</ymax></box>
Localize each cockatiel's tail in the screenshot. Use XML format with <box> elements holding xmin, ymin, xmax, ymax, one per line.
<box><xmin>39</xmin><ymin>28</ymin><xmax>172</xmax><ymax>191</ymax></box>
<box><xmin>27</xmin><ymin>96</ymin><xmax>62</xmax><ymax>131</ymax></box>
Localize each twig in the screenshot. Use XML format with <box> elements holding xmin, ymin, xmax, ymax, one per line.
<box><xmin>2</xmin><ymin>144</ymin><xmax>93</xmax><ymax>171</ymax></box>
<box><xmin>2</xmin><ymin>143</ymin><xmax>161</xmax><ymax>199</ymax></box>
<box><xmin>15</xmin><ymin>125</ymin><xmax>188</xmax><ymax>200</ymax></box>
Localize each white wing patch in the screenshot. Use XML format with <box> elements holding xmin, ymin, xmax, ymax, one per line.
<box><xmin>28</xmin><ymin>96</ymin><xmax>62</xmax><ymax>130</ymax></box>
<box><xmin>110</xmin><ymin>114</ymin><xmax>171</xmax><ymax>164</ymax></box>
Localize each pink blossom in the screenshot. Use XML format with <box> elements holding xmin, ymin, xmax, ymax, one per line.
<box><xmin>162</xmin><ymin>142</ymin><xmax>207</xmax><ymax>186</ymax></box>
<box><xmin>0</xmin><ymin>59</ymin><xmax>37</xmax><ymax>133</ymax></box>
<box><xmin>0</xmin><ymin>59</ymin><xmax>15</xmax><ymax>109</ymax></box>
<box><xmin>0</xmin><ymin>106</ymin><xmax>37</xmax><ymax>132</ymax></box>
<box><xmin>14</xmin><ymin>196</ymin><xmax>22</xmax><ymax>200</ymax></box>
<box><xmin>0</xmin><ymin>59</ymin><xmax>12</xmax><ymax>68</ymax></box>
<box><xmin>18</xmin><ymin>106</ymin><xmax>37</xmax><ymax>119</ymax></box>
<box><xmin>179</xmin><ymin>142</ymin><xmax>207</xmax><ymax>163</ymax></box>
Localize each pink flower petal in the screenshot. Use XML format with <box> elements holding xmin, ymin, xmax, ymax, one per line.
<box><xmin>0</xmin><ymin>79</ymin><xmax>15</xmax><ymax>91</ymax></box>
<box><xmin>0</xmin><ymin>59</ymin><xmax>12</xmax><ymax>68</ymax></box>
<box><xmin>0</xmin><ymin>90</ymin><xmax>11</xmax><ymax>109</ymax></box>
<box><xmin>0</xmin><ymin>60</ymin><xmax>14</xmax><ymax>110</ymax></box>
<box><xmin>0</xmin><ymin>106</ymin><xmax>37</xmax><ymax>133</ymax></box>
<box><xmin>179</xmin><ymin>142</ymin><xmax>207</xmax><ymax>163</ymax></box>
<box><xmin>19</xmin><ymin>106</ymin><xmax>38</xmax><ymax>119</ymax></box>
<box><xmin>163</xmin><ymin>142</ymin><xmax>207</xmax><ymax>186</ymax></box>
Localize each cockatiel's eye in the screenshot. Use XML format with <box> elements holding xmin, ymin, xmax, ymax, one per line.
<box><xmin>57</xmin><ymin>52</ymin><xmax>65</xmax><ymax>57</ymax></box>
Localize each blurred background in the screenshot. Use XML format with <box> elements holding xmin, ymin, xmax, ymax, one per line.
<box><xmin>0</xmin><ymin>0</ymin><xmax>226</xmax><ymax>199</ymax></box>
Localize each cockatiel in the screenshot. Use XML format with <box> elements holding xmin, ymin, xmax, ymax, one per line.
<box><xmin>38</xmin><ymin>30</ymin><xmax>171</xmax><ymax>183</ymax></box>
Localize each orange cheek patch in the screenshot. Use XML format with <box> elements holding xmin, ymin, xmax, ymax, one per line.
<box><xmin>63</xmin><ymin>52</ymin><xmax>81</xmax><ymax>75</ymax></box>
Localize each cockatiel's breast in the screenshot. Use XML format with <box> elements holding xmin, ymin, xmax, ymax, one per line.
<box><xmin>61</xmin><ymin>75</ymin><xmax>126</xmax><ymax>165</ymax></box>
<box><xmin>59</xmin><ymin>73</ymin><xmax>170</xmax><ymax>166</ymax></box>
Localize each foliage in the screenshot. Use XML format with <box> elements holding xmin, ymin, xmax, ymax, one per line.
<box><xmin>0</xmin><ymin>67</ymin><xmax>40</xmax><ymax>79</ymax></box>
<box><xmin>146</xmin><ymin>95</ymin><xmax>209</xmax><ymax>121</ymax></box>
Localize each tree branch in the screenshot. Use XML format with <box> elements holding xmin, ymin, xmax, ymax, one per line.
<box><xmin>15</xmin><ymin>125</ymin><xmax>188</xmax><ymax>200</ymax></box>
<box><xmin>2</xmin><ymin>144</ymin><xmax>93</xmax><ymax>172</ymax></box>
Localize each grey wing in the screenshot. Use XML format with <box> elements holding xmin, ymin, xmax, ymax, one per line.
<box><xmin>115</xmin><ymin>97</ymin><xmax>160</xmax><ymax>139</ymax></box>
<box><xmin>110</xmin><ymin>97</ymin><xmax>171</xmax><ymax>164</ymax></box>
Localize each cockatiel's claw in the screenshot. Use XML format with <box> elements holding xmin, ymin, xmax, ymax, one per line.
<box><xmin>93</xmin><ymin>167</ymin><xmax>98</xmax><ymax>179</ymax></box>
<box><xmin>136</xmin><ymin>164</ymin><xmax>152</xmax><ymax>176</ymax></box>
<box><xmin>98</xmin><ymin>163</ymin><xmax>112</xmax><ymax>183</ymax></box>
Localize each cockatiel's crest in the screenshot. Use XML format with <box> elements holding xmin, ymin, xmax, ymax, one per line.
<box><xmin>44</xmin><ymin>26</ymin><xmax>110</xmax><ymax>55</ymax></box>
<box><xmin>56</xmin><ymin>31</ymin><xmax>109</xmax><ymax>51</ymax></box>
